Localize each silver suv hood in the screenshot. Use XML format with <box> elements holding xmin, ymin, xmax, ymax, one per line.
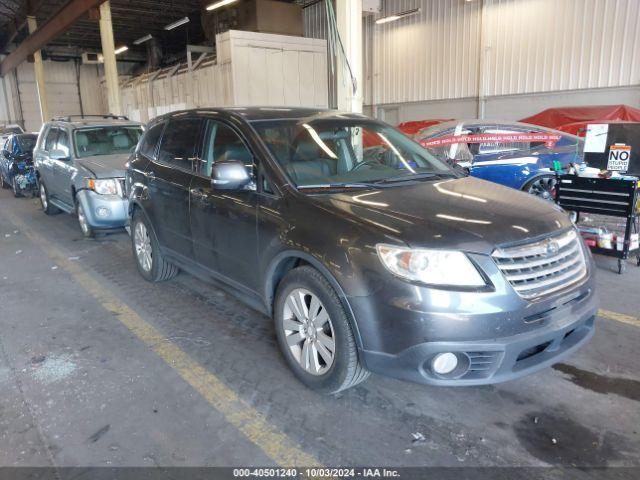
<box><xmin>76</xmin><ymin>154</ymin><xmax>130</xmax><ymax>179</ymax></box>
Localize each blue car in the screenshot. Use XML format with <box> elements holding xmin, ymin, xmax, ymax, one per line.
<box><xmin>1</xmin><ymin>133</ymin><xmax>38</xmax><ymax>197</ymax></box>
<box><xmin>415</xmin><ymin>120</ymin><xmax>583</xmax><ymax>200</ymax></box>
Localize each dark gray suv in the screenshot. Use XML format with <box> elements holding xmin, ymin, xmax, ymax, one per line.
<box><xmin>126</xmin><ymin>108</ymin><xmax>597</xmax><ymax>394</ymax></box>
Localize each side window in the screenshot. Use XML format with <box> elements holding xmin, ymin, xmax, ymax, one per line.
<box><xmin>7</xmin><ymin>137</ymin><xmax>14</xmax><ymax>153</ymax></box>
<box><xmin>201</xmin><ymin>121</ymin><xmax>254</xmax><ymax>178</ymax></box>
<box><xmin>44</xmin><ymin>128</ymin><xmax>59</xmax><ymax>152</ymax></box>
<box><xmin>157</xmin><ymin>118</ymin><xmax>202</xmax><ymax>170</ymax></box>
<box><xmin>138</xmin><ymin>122</ymin><xmax>165</xmax><ymax>160</ymax></box>
<box><xmin>55</xmin><ymin>130</ymin><xmax>70</xmax><ymax>156</ymax></box>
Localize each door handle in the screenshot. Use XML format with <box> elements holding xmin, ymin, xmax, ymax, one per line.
<box><xmin>145</xmin><ymin>170</ymin><xmax>156</xmax><ymax>180</ymax></box>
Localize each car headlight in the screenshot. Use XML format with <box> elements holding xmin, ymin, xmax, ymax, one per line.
<box><xmin>376</xmin><ymin>244</ymin><xmax>486</xmax><ymax>287</ymax></box>
<box><xmin>88</xmin><ymin>178</ymin><xmax>118</xmax><ymax>195</ymax></box>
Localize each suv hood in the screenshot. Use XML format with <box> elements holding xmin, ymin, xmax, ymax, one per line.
<box><xmin>76</xmin><ymin>154</ymin><xmax>130</xmax><ymax>179</ymax></box>
<box><xmin>312</xmin><ymin>177</ymin><xmax>573</xmax><ymax>255</ymax></box>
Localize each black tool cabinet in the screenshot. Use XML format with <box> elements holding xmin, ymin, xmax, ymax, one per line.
<box><xmin>556</xmin><ymin>174</ymin><xmax>639</xmax><ymax>274</ymax></box>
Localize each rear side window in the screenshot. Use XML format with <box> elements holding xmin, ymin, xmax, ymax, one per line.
<box><xmin>44</xmin><ymin>128</ymin><xmax>59</xmax><ymax>151</ymax></box>
<box><xmin>138</xmin><ymin>122</ymin><xmax>165</xmax><ymax>160</ymax></box>
<box><xmin>157</xmin><ymin>118</ymin><xmax>202</xmax><ymax>170</ymax></box>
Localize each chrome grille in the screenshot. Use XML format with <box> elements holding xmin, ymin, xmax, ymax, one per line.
<box><xmin>492</xmin><ymin>230</ymin><xmax>587</xmax><ymax>300</ymax></box>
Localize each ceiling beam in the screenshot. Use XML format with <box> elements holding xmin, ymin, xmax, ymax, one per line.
<box><xmin>0</xmin><ymin>0</ymin><xmax>50</xmax><ymax>54</ymax></box>
<box><xmin>0</xmin><ymin>0</ymin><xmax>107</xmax><ymax>76</ymax></box>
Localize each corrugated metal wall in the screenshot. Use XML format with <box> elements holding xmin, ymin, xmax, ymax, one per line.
<box><xmin>14</xmin><ymin>60</ymin><xmax>106</xmax><ymax>132</ymax></box>
<box><xmin>483</xmin><ymin>0</ymin><xmax>640</xmax><ymax>96</ymax></box>
<box><xmin>369</xmin><ymin>0</ymin><xmax>481</xmax><ymax>105</ymax></box>
<box><xmin>304</xmin><ymin>0</ymin><xmax>640</xmax><ymax>108</ymax></box>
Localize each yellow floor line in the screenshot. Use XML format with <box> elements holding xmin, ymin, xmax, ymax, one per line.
<box><xmin>4</xmin><ymin>212</ymin><xmax>320</xmax><ymax>467</ymax></box>
<box><xmin>598</xmin><ymin>309</ymin><xmax>640</xmax><ymax>328</ymax></box>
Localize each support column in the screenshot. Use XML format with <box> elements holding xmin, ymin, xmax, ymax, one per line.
<box><xmin>27</xmin><ymin>16</ymin><xmax>49</xmax><ymax>123</ymax></box>
<box><xmin>99</xmin><ymin>1</ymin><xmax>122</xmax><ymax>115</ymax></box>
<box><xmin>335</xmin><ymin>0</ymin><xmax>363</xmax><ymax>113</ymax></box>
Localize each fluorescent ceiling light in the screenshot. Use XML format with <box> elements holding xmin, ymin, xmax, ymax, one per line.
<box><xmin>164</xmin><ymin>16</ymin><xmax>190</xmax><ymax>30</ymax></box>
<box><xmin>114</xmin><ymin>46</ymin><xmax>128</xmax><ymax>55</ymax></box>
<box><xmin>206</xmin><ymin>0</ymin><xmax>238</xmax><ymax>11</ymax></box>
<box><xmin>376</xmin><ymin>8</ymin><xmax>420</xmax><ymax>25</ymax></box>
<box><xmin>133</xmin><ymin>34</ymin><xmax>153</xmax><ymax>45</ymax></box>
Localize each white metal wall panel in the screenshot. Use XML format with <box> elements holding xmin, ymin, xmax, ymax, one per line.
<box><xmin>13</xmin><ymin>60</ymin><xmax>106</xmax><ymax>132</ymax></box>
<box><xmin>353</xmin><ymin>0</ymin><xmax>640</xmax><ymax>107</ymax></box>
<box><xmin>370</xmin><ymin>0</ymin><xmax>481</xmax><ymax>105</ymax></box>
<box><xmin>483</xmin><ymin>0</ymin><xmax>640</xmax><ymax>96</ymax></box>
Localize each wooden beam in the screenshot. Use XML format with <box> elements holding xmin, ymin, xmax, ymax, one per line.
<box><xmin>0</xmin><ymin>0</ymin><xmax>107</xmax><ymax>76</ymax></box>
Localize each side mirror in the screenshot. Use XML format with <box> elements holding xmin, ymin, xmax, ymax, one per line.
<box><xmin>1</xmin><ymin>149</ymin><xmax>10</xmax><ymax>159</ymax></box>
<box><xmin>49</xmin><ymin>149</ymin><xmax>70</xmax><ymax>161</ymax></box>
<box><xmin>211</xmin><ymin>160</ymin><xmax>252</xmax><ymax>191</ymax></box>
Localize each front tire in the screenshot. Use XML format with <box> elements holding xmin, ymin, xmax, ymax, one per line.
<box><xmin>76</xmin><ymin>201</ymin><xmax>94</xmax><ymax>238</ymax></box>
<box><xmin>131</xmin><ymin>209</ymin><xmax>178</xmax><ymax>282</ymax></box>
<box><xmin>274</xmin><ymin>266</ymin><xmax>369</xmax><ymax>394</ymax></box>
<box><xmin>39</xmin><ymin>181</ymin><xmax>60</xmax><ymax>215</ymax></box>
<box><xmin>1</xmin><ymin>171</ymin><xmax>9</xmax><ymax>189</ymax></box>
<box><xmin>12</xmin><ymin>176</ymin><xmax>23</xmax><ymax>197</ymax></box>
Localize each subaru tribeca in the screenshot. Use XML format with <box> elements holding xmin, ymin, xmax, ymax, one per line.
<box><xmin>126</xmin><ymin>108</ymin><xmax>597</xmax><ymax>394</ymax></box>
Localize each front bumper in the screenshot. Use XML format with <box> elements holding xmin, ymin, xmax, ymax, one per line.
<box><xmin>76</xmin><ymin>189</ymin><xmax>128</xmax><ymax>230</ymax></box>
<box><xmin>349</xmin><ymin>254</ymin><xmax>598</xmax><ymax>386</ymax></box>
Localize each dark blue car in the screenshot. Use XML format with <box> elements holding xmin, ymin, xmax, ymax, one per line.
<box><xmin>415</xmin><ymin>121</ymin><xmax>583</xmax><ymax>200</ymax></box>
<box><xmin>1</xmin><ymin>133</ymin><xmax>38</xmax><ymax>197</ymax></box>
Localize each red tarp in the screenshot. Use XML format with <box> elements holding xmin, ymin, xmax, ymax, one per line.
<box><xmin>556</xmin><ymin>120</ymin><xmax>638</xmax><ymax>136</ymax></box>
<box><xmin>363</xmin><ymin>119</ymin><xmax>450</xmax><ymax>147</ymax></box>
<box><xmin>520</xmin><ymin>105</ymin><xmax>640</xmax><ymax>136</ymax></box>
<box><xmin>396</xmin><ymin>119</ymin><xmax>451</xmax><ymax>136</ymax></box>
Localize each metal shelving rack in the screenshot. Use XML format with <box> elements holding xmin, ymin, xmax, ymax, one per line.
<box><xmin>556</xmin><ymin>174</ymin><xmax>640</xmax><ymax>274</ymax></box>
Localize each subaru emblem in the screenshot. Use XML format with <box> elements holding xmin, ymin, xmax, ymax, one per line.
<box><xmin>546</xmin><ymin>240</ymin><xmax>560</xmax><ymax>256</ymax></box>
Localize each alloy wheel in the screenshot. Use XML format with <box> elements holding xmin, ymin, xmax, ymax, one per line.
<box><xmin>527</xmin><ymin>176</ymin><xmax>558</xmax><ymax>200</ymax></box>
<box><xmin>282</xmin><ymin>288</ymin><xmax>335</xmax><ymax>375</ymax></box>
<box><xmin>134</xmin><ymin>221</ymin><xmax>153</xmax><ymax>273</ymax></box>
<box><xmin>77</xmin><ymin>204</ymin><xmax>90</xmax><ymax>235</ymax></box>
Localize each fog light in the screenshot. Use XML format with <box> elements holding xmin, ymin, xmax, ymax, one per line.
<box><xmin>432</xmin><ymin>352</ymin><xmax>458</xmax><ymax>375</ymax></box>
<box><xmin>96</xmin><ymin>207</ymin><xmax>110</xmax><ymax>218</ymax></box>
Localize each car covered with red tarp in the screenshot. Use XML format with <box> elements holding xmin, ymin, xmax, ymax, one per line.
<box><xmin>520</xmin><ymin>105</ymin><xmax>640</xmax><ymax>137</ymax></box>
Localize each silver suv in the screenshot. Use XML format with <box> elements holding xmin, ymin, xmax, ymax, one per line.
<box><xmin>34</xmin><ymin>115</ymin><xmax>143</xmax><ymax>237</ymax></box>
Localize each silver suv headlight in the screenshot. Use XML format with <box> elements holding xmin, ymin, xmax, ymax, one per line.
<box><xmin>376</xmin><ymin>244</ymin><xmax>486</xmax><ymax>287</ymax></box>
<box><xmin>88</xmin><ymin>178</ymin><xmax>118</xmax><ymax>195</ymax></box>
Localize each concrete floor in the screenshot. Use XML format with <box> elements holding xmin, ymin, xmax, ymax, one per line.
<box><xmin>0</xmin><ymin>187</ymin><xmax>639</xmax><ymax>474</ymax></box>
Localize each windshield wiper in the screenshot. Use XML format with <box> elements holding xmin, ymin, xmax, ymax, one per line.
<box><xmin>297</xmin><ymin>183</ymin><xmax>376</xmax><ymax>190</ymax></box>
<box><xmin>372</xmin><ymin>172</ymin><xmax>453</xmax><ymax>184</ymax></box>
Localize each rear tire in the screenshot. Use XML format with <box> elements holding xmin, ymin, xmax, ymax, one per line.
<box><xmin>274</xmin><ymin>266</ymin><xmax>369</xmax><ymax>394</ymax></box>
<box><xmin>39</xmin><ymin>181</ymin><xmax>60</xmax><ymax>215</ymax></box>
<box><xmin>523</xmin><ymin>174</ymin><xmax>558</xmax><ymax>201</ymax></box>
<box><xmin>131</xmin><ymin>209</ymin><xmax>178</xmax><ymax>282</ymax></box>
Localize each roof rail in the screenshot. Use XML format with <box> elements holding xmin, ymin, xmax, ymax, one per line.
<box><xmin>51</xmin><ymin>114</ymin><xmax>130</xmax><ymax>122</ymax></box>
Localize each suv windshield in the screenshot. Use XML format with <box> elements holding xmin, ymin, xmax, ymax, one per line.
<box><xmin>252</xmin><ymin>119</ymin><xmax>453</xmax><ymax>189</ymax></box>
<box><xmin>74</xmin><ymin>126</ymin><xmax>143</xmax><ymax>158</ymax></box>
